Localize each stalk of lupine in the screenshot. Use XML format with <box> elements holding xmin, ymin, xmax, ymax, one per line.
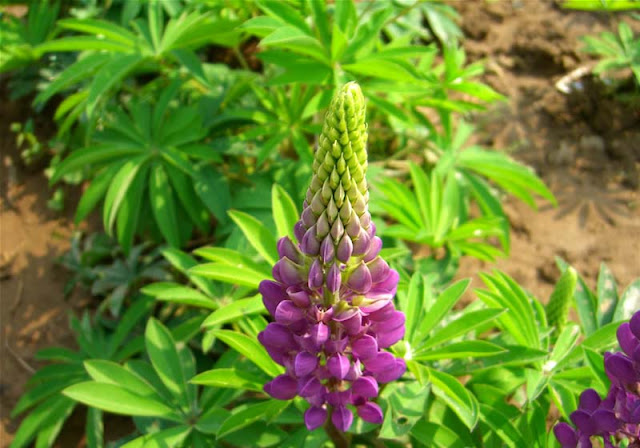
<box><xmin>554</xmin><ymin>310</ymin><xmax>640</xmax><ymax>448</ymax></box>
<box><xmin>258</xmin><ymin>82</ymin><xmax>406</xmax><ymax>433</ymax></box>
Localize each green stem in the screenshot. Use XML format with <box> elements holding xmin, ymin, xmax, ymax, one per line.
<box><xmin>324</xmin><ymin>408</ymin><xmax>350</xmax><ymax>448</ymax></box>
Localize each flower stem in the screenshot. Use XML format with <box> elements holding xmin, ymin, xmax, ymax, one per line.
<box><xmin>324</xmin><ymin>408</ymin><xmax>350</xmax><ymax>448</ymax></box>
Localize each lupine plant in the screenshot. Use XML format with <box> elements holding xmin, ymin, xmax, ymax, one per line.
<box><xmin>257</xmin><ymin>82</ymin><xmax>406</xmax><ymax>435</ymax></box>
<box><xmin>554</xmin><ymin>311</ymin><xmax>640</xmax><ymax>448</ymax></box>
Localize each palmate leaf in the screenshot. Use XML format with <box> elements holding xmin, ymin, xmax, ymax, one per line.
<box><xmin>10</xmin><ymin>395</ymin><xmax>76</xmax><ymax>448</ymax></box>
<box><xmin>458</xmin><ymin>147</ymin><xmax>556</xmax><ymax>208</ymax></box>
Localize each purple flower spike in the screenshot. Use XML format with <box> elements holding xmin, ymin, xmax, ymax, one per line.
<box><xmin>554</xmin><ymin>310</ymin><xmax>640</xmax><ymax>448</ymax></box>
<box><xmin>305</xmin><ymin>406</ymin><xmax>327</xmax><ymax>430</ymax></box>
<box><xmin>258</xmin><ymin>83</ymin><xmax>405</xmax><ymax>433</ymax></box>
<box><xmin>331</xmin><ymin>405</ymin><xmax>354</xmax><ymax>432</ymax></box>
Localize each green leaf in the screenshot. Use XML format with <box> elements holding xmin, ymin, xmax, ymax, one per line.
<box><xmin>51</xmin><ymin>145</ymin><xmax>142</xmax><ymax>184</ymax></box>
<box><xmin>103</xmin><ymin>156</ymin><xmax>147</xmax><ymax>235</ymax></box>
<box><xmin>75</xmin><ymin>163</ymin><xmax>121</xmax><ymax>225</ymax></box>
<box><xmin>142</xmin><ymin>282</ymin><xmax>217</xmax><ymax>309</ymax></box>
<box><xmin>191</xmin><ymin>368</ymin><xmax>264</xmax><ymax>392</ymax></box>
<box><xmin>420</xmin><ymin>308</ymin><xmax>506</xmax><ymax>350</ymax></box>
<box><xmin>410</xmin><ymin>419</ymin><xmax>466</xmax><ymax>448</ymax></box>
<box><xmin>549</xmin><ymin>380</ymin><xmax>577</xmax><ymax>421</ymax></box>
<box><xmin>427</xmin><ymin>367</ymin><xmax>479</xmax><ymax>430</ymax></box>
<box><xmin>413</xmin><ymin>340</ymin><xmax>506</xmax><ymax>361</ymax></box>
<box><xmin>217</xmin><ymin>400</ymin><xmax>289</xmax><ymax>439</ymax></box>
<box><xmin>10</xmin><ymin>395</ymin><xmax>76</xmax><ymax>448</ymax></box>
<box><xmin>211</xmin><ymin>330</ymin><xmax>282</xmax><ymax>377</ymax></box>
<box><xmin>57</xmin><ymin>18</ymin><xmax>137</xmax><ymax>45</ymax></box>
<box><xmin>228</xmin><ymin>210</ymin><xmax>278</xmax><ymax>265</ymax></box>
<box><xmin>121</xmin><ymin>425</ymin><xmax>191</xmax><ymax>448</ymax></box>
<box><xmin>116</xmin><ymin>162</ymin><xmax>149</xmax><ymax>254</ymax></box>
<box><xmin>271</xmin><ymin>184</ymin><xmax>299</xmax><ymax>241</ymax></box>
<box><xmin>548</xmin><ymin>323</ymin><xmax>581</xmax><ymax>366</ymax></box>
<box><xmin>85</xmin><ymin>407</ymin><xmax>103</xmax><ymax>448</ymax></box>
<box><xmin>63</xmin><ymin>382</ymin><xmax>177</xmax><ymax>418</ymax></box>
<box><xmin>202</xmin><ymin>295</ymin><xmax>264</xmax><ymax>328</ymax></box>
<box><xmin>149</xmin><ymin>163</ymin><xmax>181</xmax><ymax>247</ymax></box>
<box><xmin>583</xmin><ymin>346</ymin><xmax>610</xmax><ymax>395</ymax></box>
<box><xmin>479</xmin><ymin>403</ymin><xmax>526</xmax><ymax>448</ymax></box>
<box><xmin>87</xmin><ymin>53</ymin><xmax>143</xmax><ymax>116</ymax></box>
<box><xmin>84</xmin><ymin>360</ymin><xmax>161</xmax><ymax>398</ymax></box>
<box><xmin>35</xmin><ymin>36</ymin><xmax>131</xmax><ymax>55</ymax></box>
<box><xmin>34</xmin><ymin>52</ymin><xmax>110</xmax><ymax>106</ymax></box>
<box><xmin>145</xmin><ymin>319</ymin><xmax>191</xmax><ymax>408</ymax></box>
<box><xmin>614</xmin><ymin>279</ymin><xmax>640</xmax><ymax>322</ymax></box>
<box><xmin>597</xmin><ymin>263</ymin><xmax>619</xmax><ymax>326</ymax></box>
<box><xmin>415</xmin><ymin>279</ymin><xmax>470</xmax><ymax>341</ymax></box>
<box><xmin>189</xmin><ymin>263</ymin><xmax>267</xmax><ymax>289</ymax></box>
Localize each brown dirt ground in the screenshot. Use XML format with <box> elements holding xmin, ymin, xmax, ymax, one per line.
<box><xmin>1</xmin><ymin>1</ymin><xmax>639</xmax><ymax>446</ymax></box>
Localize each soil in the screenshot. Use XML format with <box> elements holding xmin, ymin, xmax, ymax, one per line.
<box><xmin>1</xmin><ymin>1</ymin><xmax>639</xmax><ymax>447</ymax></box>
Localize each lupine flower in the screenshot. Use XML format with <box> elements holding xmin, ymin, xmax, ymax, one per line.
<box><xmin>258</xmin><ymin>82</ymin><xmax>406</xmax><ymax>432</ymax></box>
<box><xmin>554</xmin><ymin>311</ymin><xmax>640</xmax><ymax>448</ymax></box>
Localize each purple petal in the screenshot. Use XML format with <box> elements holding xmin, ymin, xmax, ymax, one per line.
<box><xmin>361</xmin><ymin>300</ymin><xmax>393</xmax><ymax>317</ymax></box>
<box><xmin>304</xmin><ymin>406</ymin><xmax>327</xmax><ymax>430</ymax></box>
<box><xmin>368</xmin><ymin>269</ymin><xmax>399</xmax><ymax>300</ymax></box>
<box><xmin>320</xmin><ymin>236</ymin><xmax>335</xmax><ymax>263</ymax></box>
<box><xmin>294</xmin><ymin>221</ymin><xmax>305</xmax><ymax>243</ymax></box>
<box><xmin>340</xmin><ymin>312</ymin><xmax>362</xmax><ymax>335</ymax></box>
<box><xmin>299</xmin><ymin>376</ymin><xmax>323</xmax><ymax>397</ymax></box>
<box><xmin>592</xmin><ymin>409</ymin><xmax>620</xmax><ymax>434</ymax></box>
<box><xmin>605</xmin><ymin>352</ymin><xmax>637</xmax><ymax>386</ymax></box>
<box><xmin>331</xmin><ymin>405</ymin><xmax>353</xmax><ymax>432</ymax></box>
<box><xmin>617</xmin><ymin>323</ymin><xmax>639</xmax><ymax>358</ymax></box>
<box><xmin>367</xmin><ymin>258</ymin><xmax>390</xmax><ymax>282</ymax></box>
<box><xmin>345</xmin><ymin>359</ymin><xmax>362</xmax><ymax>381</ymax></box>
<box><xmin>308</xmin><ymin>259</ymin><xmax>324</xmax><ymax>290</ymax></box>
<box><xmin>295</xmin><ymin>352</ymin><xmax>318</xmax><ymax>377</ymax></box>
<box><xmin>365</xmin><ymin>352</ymin><xmax>395</xmax><ymax>373</ymax></box>
<box><xmin>336</xmin><ymin>235</ymin><xmax>353</xmax><ymax>263</ymax></box>
<box><xmin>554</xmin><ymin>422</ymin><xmax>578</xmax><ymax>448</ymax></box>
<box><xmin>570</xmin><ymin>410</ymin><xmax>594</xmax><ymax>436</ymax></box>
<box><xmin>352</xmin><ymin>230</ymin><xmax>371</xmax><ymax>255</ymax></box>
<box><xmin>324</xmin><ymin>336</ymin><xmax>349</xmax><ymax>355</ymax></box>
<box><xmin>287</xmin><ymin>287</ymin><xmax>310</xmax><ymax>308</ymax></box>
<box><xmin>274</xmin><ymin>257</ymin><xmax>305</xmax><ymax>286</ymax></box>
<box><xmin>357</xmin><ymin>402</ymin><xmax>383</xmax><ymax>424</ymax></box>
<box><xmin>277</xmin><ymin>237</ymin><xmax>302</xmax><ymax>263</ymax></box>
<box><xmin>310</xmin><ymin>323</ymin><xmax>329</xmax><ymax>347</ymax></box>
<box><xmin>375</xmin><ymin>358</ymin><xmax>406</xmax><ymax>383</ymax></box>
<box><xmin>259</xmin><ymin>280</ymin><xmax>287</xmax><ymax>316</ymax></box>
<box><xmin>351</xmin><ymin>375</ymin><xmax>378</xmax><ymax>398</ymax></box>
<box><xmin>301</xmin><ymin>226</ymin><xmax>320</xmax><ymax>256</ymax></box>
<box><xmin>630</xmin><ymin>310</ymin><xmax>640</xmax><ymax>340</ymax></box>
<box><xmin>327</xmin><ymin>353</ymin><xmax>351</xmax><ymax>380</ymax></box>
<box><xmin>579</xmin><ymin>389</ymin><xmax>601</xmax><ymax>413</ymax></box>
<box><xmin>275</xmin><ymin>300</ymin><xmax>305</xmax><ymax>325</ymax></box>
<box><xmin>264</xmin><ymin>375</ymin><xmax>297</xmax><ymax>400</ymax></box>
<box><xmin>327</xmin><ymin>263</ymin><xmax>342</xmax><ymax>293</ymax></box>
<box><xmin>327</xmin><ymin>390</ymin><xmax>352</xmax><ymax>406</ymax></box>
<box><xmin>347</xmin><ymin>262</ymin><xmax>372</xmax><ymax>294</ymax></box>
<box><xmin>352</xmin><ymin>334</ymin><xmax>378</xmax><ymax>361</ymax></box>
<box><xmin>363</xmin><ymin>237</ymin><xmax>382</xmax><ymax>262</ymax></box>
<box><xmin>260</xmin><ymin>323</ymin><xmax>295</xmax><ymax>349</ymax></box>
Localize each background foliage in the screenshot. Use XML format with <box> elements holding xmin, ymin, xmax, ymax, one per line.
<box><xmin>3</xmin><ymin>0</ymin><xmax>639</xmax><ymax>447</ymax></box>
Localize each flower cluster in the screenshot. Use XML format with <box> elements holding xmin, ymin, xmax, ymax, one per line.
<box><xmin>258</xmin><ymin>83</ymin><xmax>406</xmax><ymax>432</ymax></box>
<box><xmin>554</xmin><ymin>311</ymin><xmax>640</xmax><ymax>448</ymax></box>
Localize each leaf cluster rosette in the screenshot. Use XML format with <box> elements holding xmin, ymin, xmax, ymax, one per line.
<box><xmin>258</xmin><ymin>82</ymin><xmax>406</xmax><ymax>432</ymax></box>
<box><xmin>554</xmin><ymin>311</ymin><xmax>640</xmax><ymax>448</ymax></box>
